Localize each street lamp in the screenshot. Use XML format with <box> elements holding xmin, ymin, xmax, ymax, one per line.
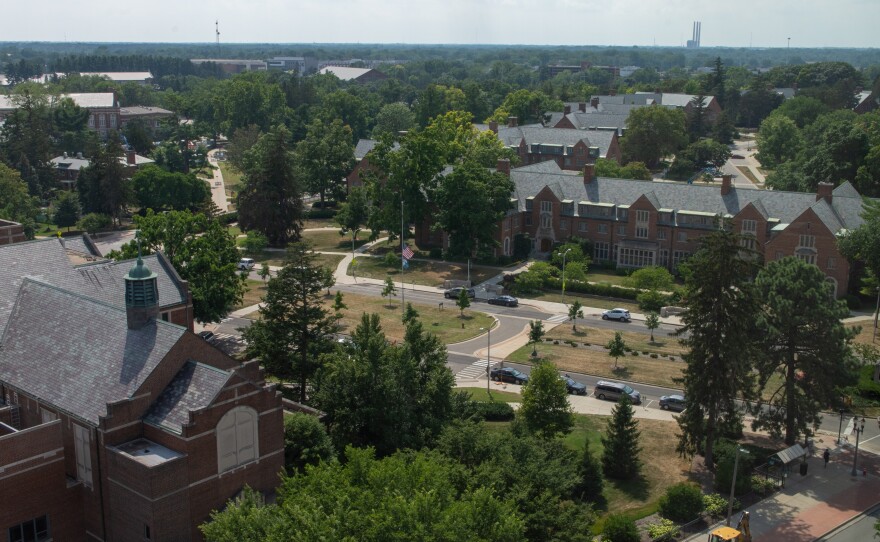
<box><xmin>837</xmin><ymin>408</ymin><xmax>846</xmax><ymax>445</ymax></box>
<box><xmin>481</xmin><ymin>325</ymin><xmax>492</xmax><ymax>394</ymax></box>
<box><xmin>851</xmin><ymin>417</ymin><xmax>867</xmax><ymax>476</ymax></box>
<box><xmin>561</xmin><ymin>248</ymin><xmax>572</xmax><ymax>305</ymax></box>
<box><xmin>726</xmin><ymin>447</ymin><xmax>749</xmax><ymax>527</ymax></box>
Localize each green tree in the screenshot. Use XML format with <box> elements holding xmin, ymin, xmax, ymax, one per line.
<box><xmin>711</xmin><ymin>111</ymin><xmax>737</xmax><ymax>145</ymax></box>
<box><xmin>121</xmin><ymin>118</ymin><xmax>153</xmax><ymax>155</ymax></box>
<box><xmin>225</xmin><ymin>124</ymin><xmax>262</xmax><ymax>173</ymax></box>
<box><xmin>237</xmin><ymin>124</ymin><xmax>303</xmax><ymax>246</ymax></box>
<box><xmin>621</xmin><ymin>106</ymin><xmax>688</xmax><ymax>168</ymax></box>
<box><xmin>52</xmin><ymin>191</ymin><xmax>81</xmax><ymax>231</ymax></box>
<box><xmin>0</xmin><ymin>90</ymin><xmax>57</xmax><ymax>199</ymax></box>
<box><xmin>686</xmin><ymin>92</ymin><xmax>708</xmax><ymax>141</ymax></box>
<box><xmin>676</xmin><ymin>227</ymin><xmax>761</xmax><ymax>469</ymax></box>
<box><xmin>0</xmin><ymin>162</ymin><xmax>39</xmax><ymax>238</ymax></box>
<box><xmin>314</xmin><ymin>314</ymin><xmax>455</xmax><ymax>455</ymax></box>
<box><xmin>568</xmin><ymin>300</ymin><xmax>584</xmax><ymax>332</ymax></box>
<box><xmin>601</xmin><ymin>395</ymin><xmax>642</xmax><ymax>480</ymax></box>
<box><xmin>114</xmin><ymin>210</ymin><xmax>245</xmax><ymax>323</ymax></box>
<box><xmin>517</xmin><ymin>361</ymin><xmax>574</xmax><ymax>439</ymax></box>
<box><xmin>645</xmin><ymin>312</ymin><xmax>660</xmax><ymax>343</ymax></box>
<box><xmin>840</xmin><ymin>200</ymin><xmax>880</xmax><ymax>284</ymax></box>
<box><xmin>681</xmin><ymin>138</ymin><xmax>732</xmax><ymax>169</ymax></box>
<box><xmin>257</xmin><ymin>262</ymin><xmax>271</xmax><ymax>283</ymax></box>
<box><xmin>606</xmin><ymin>331</ymin><xmax>627</xmax><ymax>370</ymax></box>
<box><xmin>241</xmin><ymin>230</ymin><xmax>268</xmax><ymax>256</ymax></box>
<box><xmin>381</xmin><ymin>276</ymin><xmax>397</xmax><ymax>305</ymax></box>
<box><xmin>773</xmin><ymin>96</ymin><xmax>828</xmax><ymax>128</ymax></box>
<box><xmin>602</xmin><ymin>514</ymin><xmax>639</xmax><ymax>542</ymax></box>
<box><xmin>130</xmin><ymin>164</ymin><xmax>211</xmax><ymax>212</ymax></box>
<box><xmin>752</xmin><ymin>257</ymin><xmax>857</xmax><ymax>444</ymax></box>
<box><xmin>756</xmin><ymin>115</ymin><xmax>803</xmax><ymax>168</ymax></box>
<box><xmin>76</xmin><ymin>133</ymin><xmax>130</xmax><ymax>224</ymax></box>
<box><xmin>659</xmin><ymin>482</ymin><xmax>704</xmax><ymax>523</ymax></box>
<box><xmin>214</xmin><ymin>71</ymin><xmax>287</xmax><ymax>135</ymax></box>
<box><xmin>77</xmin><ymin>212</ymin><xmax>111</xmax><ymax>234</ymax></box>
<box><xmin>295</xmin><ymin>118</ymin><xmax>355</xmax><ymax>207</ymax></box>
<box><xmin>335</xmin><ymin>186</ymin><xmax>371</xmax><ymax>250</ymax></box>
<box><xmin>574</xmin><ymin>438</ymin><xmax>605</xmax><ymax>504</ymax></box>
<box><xmin>529</xmin><ymin>320</ymin><xmax>545</xmax><ymax>357</ymax></box>
<box><xmin>372</xmin><ymin>102</ymin><xmax>416</xmax><ymax>138</ymax></box>
<box><xmin>402</xmin><ymin>302</ymin><xmax>419</xmax><ymax>324</ymax></box>
<box><xmin>456</xmin><ymin>287</ymin><xmax>471</xmax><ymax>318</ymax></box>
<box><xmin>242</xmin><ymin>242</ymin><xmax>336</xmax><ymax>401</ymax></box>
<box><xmin>626</xmin><ymin>265</ymin><xmax>674</xmax><ymax>291</ymax></box>
<box><xmin>283</xmin><ymin>412</ymin><xmax>335</xmax><ymax>473</ymax></box>
<box><xmin>489</xmin><ymin>89</ymin><xmax>563</xmax><ymax>125</ymax></box>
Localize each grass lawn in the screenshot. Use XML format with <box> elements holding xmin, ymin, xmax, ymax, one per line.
<box><xmin>244</xmin><ymin>250</ymin><xmax>344</xmax><ymax>271</ymax></box>
<box><xmin>237</xmin><ymin>279</ymin><xmax>267</xmax><ymax>309</ymax></box>
<box><xmin>33</xmin><ymin>222</ymin><xmax>62</xmax><ymax>237</ymax></box>
<box><xmin>736</xmin><ymin>165</ymin><xmax>760</xmax><ymax>184</ymax></box>
<box><xmin>520</xmin><ymin>291</ymin><xmax>641</xmax><ymax>313</ymax></box>
<box><xmin>365</xmin><ymin>237</ymin><xmax>428</xmax><ymax>256</ymax></box>
<box><xmin>586</xmin><ymin>269</ymin><xmax>632</xmax><ymax>287</ymax></box>
<box><xmin>302</xmin><ymin>229</ymin><xmax>368</xmax><ymax>252</ymax></box>
<box><xmin>218</xmin><ymin>161</ymin><xmax>243</xmax><ymax>191</ymax></box>
<box><xmin>227</xmin><ymin>225</ymin><xmax>242</xmax><ymax>238</ymax></box>
<box><xmin>457</xmin><ymin>387</ymin><xmax>522</xmax><ymax>403</ymax></box>
<box><xmin>330</xmin><ymin>291</ymin><xmax>494</xmax><ymax>344</ymax></box>
<box><xmin>349</xmin><ymin>256</ymin><xmax>498</xmax><ymax>288</ymax></box>
<box><xmin>506</xmin><ymin>325</ymin><xmax>687</xmax><ymax>389</ymax></box>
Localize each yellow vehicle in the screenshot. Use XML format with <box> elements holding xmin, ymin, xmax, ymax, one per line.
<box><xmin>708</xmin><ymin>512</ymin><xmax>751</xmax><ymax>542</ymax></box>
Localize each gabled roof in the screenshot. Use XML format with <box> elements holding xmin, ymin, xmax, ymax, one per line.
<box><xmin>145</xmin><ymin>360</ymin><xmax>231</xmax><ymax>434</ymax></box>
<box><xmin>354</xmin><ymin>138</ymin><xmax>400</xmax><ymax>160</ymax></box>
<box><xmin>495</xmin><ymin>124</ymin><xmax>616</xmax><ymax>158</ymax></box>
<box><xmin>0</xmin><ymin>280</ymin><xmax>185</xmax><ymax>425</ymax></box>
<box><xmin>319</xmin><ymin>66</ymin><xmax>380</xmax><ymax>81</ymax></box>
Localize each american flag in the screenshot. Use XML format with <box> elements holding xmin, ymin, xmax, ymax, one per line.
<box><xmin>402</xmin><ymin>245</ymin><xmax>414</xmax><ymax>261</ymax></box>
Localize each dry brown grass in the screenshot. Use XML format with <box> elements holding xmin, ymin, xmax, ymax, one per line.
<box><xmin>301</xmin><ymin>230</ymin><xmax>368</xmax><ymax>252</ymax></box>
<box><xmin>850</xmin><ymin>323</ymin><xmax>878</xmax><ymax>345</ymax></box>
<box><xmin>350</xmin><ymin>257</ymin><xmax>499</xmax><ymax>288</ymax></box>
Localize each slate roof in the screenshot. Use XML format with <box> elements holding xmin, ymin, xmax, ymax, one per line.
<box><xmin>144</xmin><ymin>361</ymin><xmax>230</xmax><ymax>434</ymax></box>
<box><xmin>0</xmin><ymin>238</ymin><xmax>187</xmax><ymax>333</ymax></box>
<box><xmin>509</xmin><ymin>161</ymin><xmax>866</xmax><ymax>233</ymax></box>
<box><xmin>495</xmin><ymin>124</ymin><xmax>616</xmax><ymax>158</ymax></box>
<box><xmin>0</xmin><ymin>280</ymin><xmax>185</xmax><ymax>425</ymax></box>
<box><xmin>354</xmin><ymin>138</ymin><xmax>400</xmax><ymax>160</ymax></box>
<box><xmin>51</xmin><ymin>155</ymin><xmax>90</xmax><ymax>172</ymax></box>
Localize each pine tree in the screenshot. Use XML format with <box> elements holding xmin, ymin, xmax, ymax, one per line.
<box><xmin>601</xmin><ymin>395</ymin><xmax>642</xmax><ymax>480</ymax></box>
<box><xmin>52</xmin><ymin>191</ymin><xmax>81</xmax><ymax>231</ymax></box>
<box><xmin>575</xmin><ymin>438</ymin><xmax>605</xmax><ymax>504</ymax></box>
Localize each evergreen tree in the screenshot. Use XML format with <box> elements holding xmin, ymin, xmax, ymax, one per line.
<box><xmin>76</xmin><ymin>133</ymin><xmax>130</xmax><ymax>224</ymax></box>
<box><xmin>241</xmin><ymin>242</ymin><xmax>337</xmax><ymax>402</ymax></box>
<box><xmin>237</xmin><ymin>124</ymin><xmax>303</xmax><ymax>246</ymax></box>
<box><xmin>402</xmin><ymin>302</ymin><xmax>419</xmax><ymax>324</ymax></box>
<box><xmin>574</xmin><ymin>438</ymin><xmax>605</xmax><ymax>504</ymax></box>
<box><xmin>601</xmin><ymin>395</ymin><xmax>642</xmax><ymax>480</ymax></box>
<box><xmin>0</xmin><ymin>163</ymin><xmax>39</xmax><ymax>238</ymax></box>
<box><xmin>0</xmin><ymin>90</ymin><xmax>57</xmax><ymax>199</ymax></box>
<box><xmin>52</xmin><ymin>191</ymin><xmax>81</xmax><ymax>231</ymax></box>
<box><xmin>752</xmin><ymin>257</ymin><xmax>858</xmax><ymax>444</ymax></box>
<box><xmin>687</xmin><ymin>91</ymin><xmax>708</xmax><ymax>142</ymax></box>
<box><xmin>676</xmin><ymin>227</ymin><xmax>761</xmax><ymax>469</ymax></box>
<box><xmin>517</xmin><ymin>361</ymin><xmax>574</xmax><ymax>439</ymax></box>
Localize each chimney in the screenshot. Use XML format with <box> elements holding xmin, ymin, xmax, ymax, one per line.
<box><xmin>564</xmin><ymin>104</ymin><xmax>571</xmax><ymax>115</ymax></box>
<box><xmin>508</xmin><ymin>116</ymin><xmax>518</xmax><ymax>128</ymax></box>
<box><xmin>590</xmin><ymin>97</ymin><xmax>599</xmax><ymax>108</ymax></box>
<box><xmin>584</xmin><ymin>163</ymin><xmax>596</xmax><ymax>184</ymax></box>
<box><xmin>496</xmin><ymin>158</ymin><xmax>511</xmax><ymax>176</ymax></box>
<box><xmin>63</xmin><ymin>152</ymin><xmax>68</xmax><ymax>158</ymax></box>
<box><xmin>489</xmin><ymin>120</ymin><xmax>498</xmax><ymax>134</ymax></box>
<box><xmin>721</xmin><ymin>174</ymin><xmax>732</xmax><ymax>195</ymax></box>
<box><xmin>579</xmin><ymin>102</ymin><xmax>587</xmax><ymax>112</ymax></box>
<box><xmin>76</xmin><ymin>152</ymin><xmax>83</xmax><ymax>159</ymax></box>
<box><xmin>609</xmin><ymin>89</ymin><xmax>617</xmax><ymax>97</ymax></box>
<box><xmin>126</xmin><ymin>150</ymin><xmax>136</xmax><ymax>165</ymax></box>
<box><xmin>816</xmin><ymin>182</ymin><xmax>833</xmax><ymax>203</ymax></box>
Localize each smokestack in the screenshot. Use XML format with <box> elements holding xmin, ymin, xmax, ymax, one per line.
<box><xmin>816</xmin><ymin>182</ymin><xmax>833</xmax><ymax>203</ymax></box>
<box><xmin>693</xmin><ymin>21</ymin><xmax>697</xmax><ymax>42</ymax></box>
<box><xmin>698</xmin><ymin>22</ymin><xmax>701</xmax><ymax>46</ymax></box>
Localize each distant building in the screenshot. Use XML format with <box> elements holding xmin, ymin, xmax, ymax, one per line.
<box><xmin>266</xmin><ymin>56</ymin><xmax>317</xmax><ymax>75</ymax></box>
<box><xmin>686</xmin><ymin>21</ymin><xmax>702</xmax><ymax>48</ymax></box>
<box><xmin>51</xmin><ymin>150</ymin><xmax>155</xmax><ymax>189</ymax></box>
<box><xmin>189</xmin><ymin>59</ymin><xmax>267</xmax><ymax>74</ymax></box>
<box><xmin>119</xmin><ymin>105</ymin><xmax>174</xmax><ymax>133</ymax></box>
<box><xmin>318</xmin><ymin>66</ymin><xmax>386</xmax><ymax>83</ymax></box>
<box><xmin>855</xmin><ymin>90</ymin><xmax>879</xmax><ymax>114</ymax></box>
<box><xmin>78</xmin><ymin>72</ymin><xmax>154</xmax><ymax>85</ymax></box>
<box><xmin>0</xmin><ymin>92</ymin><xmax>120</xmax><ymax>137</ymax></box>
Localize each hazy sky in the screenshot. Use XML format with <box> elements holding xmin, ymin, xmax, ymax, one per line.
<box><xmin>6</xmin><ymin>0</ymin><xmax>880</xmax><ymax>48</ymax></box>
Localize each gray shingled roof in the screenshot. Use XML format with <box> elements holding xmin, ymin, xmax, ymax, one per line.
<box><xmin>495</xmin><ymin>125</ymin><xmax>615</xmax><ymax>158</ymax></box>
<box><xmin>0</xmin><ymin>238</ymin><xmax>186</xmax><ymax>333</ymax></box>
<box><xmin>354</xmin><ymin>138</ymin><xmax>400</xmax><ymax>160</ymax></box>
<box><xmin>144</xmin><ymin>361</ymin><xmax>230</xmax><ymax>433</ymax></box>
<box><xmin>509</xmin><ymin>161</ymin><xmax>866</xmax><ymax>232</ymax></box>
<box><xmin>0</xmin><ymin>280</ymin><xmax>185</xmax><ymax>425</ymax></box>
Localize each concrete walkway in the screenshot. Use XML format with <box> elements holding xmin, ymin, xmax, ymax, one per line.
<box><xmin>206</xmin><ymin>149</ymin><xmax>229</xmax><ymax>213</ymax></box>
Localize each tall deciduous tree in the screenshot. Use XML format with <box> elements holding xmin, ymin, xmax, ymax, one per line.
<box><xmin>517</xmin><ymin>361</ymin><xmax>574</xmax><ymax>439</ymax></box>
<box><xmin>131</xmin><ymin>164</ymin><xmax>210</xmax><ymax>212</ymax></box>
<box><xmin>335</xmin><ymin>186</ymin><xmax>371</xmax><ymax>246</ymax></box>
<box><xmin>568</xmin><ymin>300</ymin><xmax>584</xmax><ymax>331</ymax></box>
<box><xmin>607</xmin><ymin>332</ymin><xmax>627</xmax><ymax>370</ymax></box>
<box><xmin>0</xmin><ymin>163</ymin><xmax>39</xmax><ymax>238</ymax></box>
<box><xmin>621</xmin><ymin>106</ymin><xmax>688</xmax><ymax>168</ymax></box>
<box><xmin>241</xmin><ymin>243</ymin><xmax>336</xmax><ymax>402</ymax></box>
<box><xmin>752</xmin><ymin>257</ymin><xmax>857</xmax><ymax>444</ymax></box>
<box><xmin>602</xmin><ymin>395</ymin><xmax>642</xmax><ymax>480</ymax></box>
<box><xmin>756</xmin><ymin>115</ymin><xmax>803</xmax><ymax>168</ymax></box>
<box><xmin>0</xmin><ymin>89</ymin><xmax>57</xmax><ymax>199</ymax></box>
<box><xmin>314</xmin><ymin>313</ymin><xmax>454</xmax><ymax>455</ymax></box>
<box><xmin>372</xmin><ymin>102</ymin><xmax>416</xmax><ymax>139</ymax></box>
<box><xmin>529</xmin><ymin>320</ymin><xmax>545</xmax><ymax>357</ymax></box>
<box><xmin>456</xmin><ymin>288</ymin><xmax>471</xmax><ymax>318</ymax></box>
<box><xmin>676</xmin><ymin>227</ymin><xmax>761</xmax><ymax>469</ymax></box>
<box><xmin>295</xmin><ymin>118</ymin><xmax>355</xmax><ymax>207</ymax></box>
<box><xmin>237</xmin><ymin>124</ymin><xmax>303</xmax><ymax>246</ymax></box>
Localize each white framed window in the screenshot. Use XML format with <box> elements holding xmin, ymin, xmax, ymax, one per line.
<box><xmin>799</xmin><ymin>235</ymin><xmax>816</xmax><ymax>248</ymax></box>
<box><xmin>541</xmin><ymin>215</ymin><xmax>552</xmax><ymax>228</ymax></box>
<box><xmin>672</xmin><ymin>251</ymin><xmax>691</xmax><ymax>268</ymax></box>
<box><xmin>578</xmin><ymin>222</ymin><xmax>588</xmax><ymax>232</ymax></box>
<box><xmin>73</xmin><ymin>423</ymin><xmax>93</xmax><ymax>488</ymax></box>
<box><xmin>618</xmin><ymin>209</ymin><xmax>628</xmax><ymax>221</ymax></box>
<box><xmin>797</xmin><ymin>253</ymin><xmax>817</xmax><ymax>265</ymax></box>
<box><xmin>540</xmin><ymin>200</ymin><xmax>552</xmax><ymax>213</ymax></box>
<box><xmin>657</xmin><ymin>229</ymin><xmax>667</xmax><ymax>240</ymax></box>
<box><xmin>617</xmin><ymin>225</ymin><xmax>626</xmax><ymax>235</ymax></box>
<box><xmin>741</xmin><ymin>219</ymin><xmax>757</xmax><ymax>235</ymax></box>
<box><xmin>99</xmin><ymin>114</ymin><xmax>106</xmax><ymax>128</ymax></box>
<box><xmin>636</xmin><ymin>210</ymin><xmax>649</xmax><ymax>223</ymax></box>
<box><xmin>618</xmin><ymin>248</ymin><xmax>655</xmax><ymax>268</ymax></box>
<box><xmin>659</xmin><ymin>250</ymin><xmax>669</xmax><ymax>265</ymax></box>
<box><xmin>8</xmin><ymin>515</ymin><xmax>50</xmax><ymax>542</ymax></box>
<box><xmin>636</xmin><ymin>210</ymin><xmax>649</xmax><ymax>239</ymax></box>
<box><xmin>110</xmin><ymin>114</ymin><xmax>117</xmax><ymax>128</ymax></box>
<box><xmin>677</xmin><ymin>232</ymin><xmax>688</xmax><ymax>243</ymax></box>
<box><xmin>740</xmin><ymin>237</ymin><xmax>756</xmax><ymax>250</ymax></box>
<box><xmin>88</xmin><ymin>115</ymin><xmax>95</xmax><ymax>128</ymax></box>
<box><xmin>598</xmin><ymin>224</ymin><xmax>608</xmax><ymax>234</ymax></box>
<box><xmin>217</xmin><ymin>407</ymin><xmax>259</xmax><ymax>473</ymax></box>
<box><xmin>594</xmin><ymin>242</ymin><xmax>610</xmax><ymax>261</ymax></box>
<box><xmin>504</xmin><ymin>237</ymin><xmax>510</xmax><ymax>255</ymax></box>
<box><xmin>827</xmin><ymin>257</ymin><xmax>836</xmax><ymax>270</ymax></box>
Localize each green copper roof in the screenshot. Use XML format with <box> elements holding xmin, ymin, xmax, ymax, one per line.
<box><xmin>125</xmin><ymin>256</ymin><xmax>157</xmax><ymax>280</ymax></box>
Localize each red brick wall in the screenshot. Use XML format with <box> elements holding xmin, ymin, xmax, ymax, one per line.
<box><xmin>0</xmin><ymin>220</ymin><xmax>27</xmax><ymax>245</ymax></box>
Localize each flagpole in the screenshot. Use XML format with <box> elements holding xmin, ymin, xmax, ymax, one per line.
<box><xmin>401</xmin><ymin>199</ymin><xmax>405</xmax><ymax>318</ymax></box>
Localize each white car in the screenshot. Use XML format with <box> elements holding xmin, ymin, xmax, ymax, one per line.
<box><xmin>602</xmin><ymin>308</ymin><xmax>631</xmax><ymax>322</ymax></box>
<box><xmin>237</xmin><ymin>258</ymin><xmax>255</xmax><ymax>271</ymax></box>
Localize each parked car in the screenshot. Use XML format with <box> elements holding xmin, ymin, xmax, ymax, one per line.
<box><xmin>731</xmin><ymin>154</ymin><xmax>745</xmax><ymax>159</ymax></box>
<box><xmin>659</xmin><ymin>394</ymin><xmax>687</xmax><ymax>411</ymax></box>
<box><xmin>238</xmin><ymin>258</ymin><xmax>255</xmax><ymax>271</ymax></box>
<box><xmin>594</xmin><ymin>380</ymin><xmax>641</xmax><ymax>404</ymax></box>
<box><xmin>488</xmin><ymin>295</ymin><xmax>518</xmax><ymax>307</ymax></box>
<box><xmin>602</xmin><ymin>308</ymin><xmax>631</xmax><ymax>322</ymax></box>
<box><xmin>560</xmin><ymin>374</ymin><xmax>588</xmax><ymax>395</ymax></box>
<box><xmin>197</xmin><ymin>330</ymin><xmax>216</xmax><ymax>343</ymax></box>
<box><xmin>444</xmin><ymin>287</ymin><xmax>475</xmax><ymax>299</ymax></box>
<box><xmin>490</xmin><ymin>366</ymin><xmax>529</xmax><ymax>385</ymax></box>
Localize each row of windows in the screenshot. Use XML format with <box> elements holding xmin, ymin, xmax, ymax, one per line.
<box><xmin>8</xmin><ymin>515</ymin><xmax>50</xmax><ymax>542</ymax></box>
<box><xmin>619</xmin><ymin>248</ymin><xmax>655</xmax><ymax>268</ymax></box>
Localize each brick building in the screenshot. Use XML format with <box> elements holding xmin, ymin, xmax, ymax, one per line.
<box><xmin>119</xmin><ymin>105</ymin><xmax>174</xmax><ymax>134</ymax></box>
<box><xmin>0</xmin><ymin>220</ymin><xmax>27</xmax><ymax>246</ymax></box>
<box><xmin>0</xmin><ymin>93</ymin><xmax>120</xmax><ymax>138</ymax></box>
<box><xmin>50</xmin><ymin>150</ymin><xmax>155</xmax><ymax>190</ymax></box>
<box><xmin>484</xmin><ymin>161</ymin><xmax>862</xmax><ymax>297</ymax></box>
<box><xmin>0</xmin><ymin>234</ymin><xmax>283</xmax><ymax>541</ymax></box>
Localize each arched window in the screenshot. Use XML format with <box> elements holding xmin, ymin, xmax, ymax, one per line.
<box><xmin>216</xmin><ymin>406</ymin><xmax>259</xmax><ymax>473</ymax></box>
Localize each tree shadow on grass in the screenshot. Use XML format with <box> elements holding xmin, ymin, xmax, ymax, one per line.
<box><xmin>611</xmin><ymin>366</ymin><xmax>632</xmax><ymax>379</ymax></box>
<box><xmin>609</xmin><ymin>472</ymin><xmax>650</xmax><ymax>501</ymax></box>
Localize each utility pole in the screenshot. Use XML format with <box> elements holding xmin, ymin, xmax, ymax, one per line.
<box><xmin>215</xmin><ymin>20</ymin><xmax>220</xmax><ymax>49</ymax></box>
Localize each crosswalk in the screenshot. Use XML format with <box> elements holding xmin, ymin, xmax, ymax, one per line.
<box><xmin>210</xmin><ymin>332</ymin><xmax>236</xmax><ymax>343</ymax></box>
<box><xmin>456</xmin><ymin>359</ymin><xmax>495</xmax><ymax>380</ymax></box>
<box><xmin>546</xmin><ymin>314</ymin><xmax>569</xmax><ymax>323</ymax></box>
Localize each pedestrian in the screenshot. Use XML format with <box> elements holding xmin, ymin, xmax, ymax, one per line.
<box><xmin>823</xmin><ymin>448</ymin><xmax>830</xmax><ymax>468</ymax></box>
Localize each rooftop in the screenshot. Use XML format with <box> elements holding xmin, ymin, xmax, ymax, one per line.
<box><xmin>114</xmin><ymin>438</ymin><xmax>184</xmax><ymax>467</ymax></box>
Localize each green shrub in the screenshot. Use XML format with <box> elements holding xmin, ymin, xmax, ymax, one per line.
<box><xmin>306</xmin><ymin>208</ymin><xmax>337</xmax><ymax>219</ymax></box>
<box><xmin>650</xmin><ymin>353</ymin><xmax>659</xmax><ymax>358</ymax></box>
<box><xmin>713</xmin><ymin>440</ymin><xmax>754</xmax><ymax>493</ymax></box>
<box><xmin>429</xmin><ymin>247</ymin><xmax>442</xmax><ymax>259</ymax></box>
<box><xmin>544</xmin><ymin>276</ymin><xmax>641</xmax><ymax>300</ymax></box>
<box><xmin>283</xmin><ymin>412</ymin><xmax>335</xmax><ymax>473</ymax></box>
<box><xmin>77</xmin><ymin>213</ymin><xmax>112</xmax><ymax>234</ymax></box>
<box><xmin>845</xmin><ymin>294</ymin><xmax>862</xmax><ymax>311</ymax></box>
<box><xmin>659</xmin><ymin>482</ymin><xmax>704</xmax><ymax>522</ymax></box>
<box><xmin>647</xmin><ymin>518</ymin><xmax>680</xmax><ymax>541</ymax></box>
<box><xmin>474</xmin><ymin>401</ymin><xmax>515</xmax><ymax>421</ymax></box>
<box><xmin>602</xmin><ymin>514</ymin><xmax>640</xmax><ymax>542</ymax></box>
<box><xmin>857</xmin><ymin>365</ymin><xmax>880</xmax><ymax>399</ymax></box>
<box><xmin>631</xmin><ymin>351</ymin><xmax>639</xmax><ymax>356</ymax></box>
<box><xmin>637</xmin><ymin>289</ymin><xmax>669</xmax><ymax>312</ymax></box>
<box><xmin>553</xmin><ymin>340</ymin><xmax>560</xmax><ymax>345</ymax></box>
<box><xmin>383</xmin><ymin>251</ymin><xmax>400</xmax><ymax>268</ymax></box>
<box><xmin>750</xmin><ymin>475</ymin><xmax>778</xmax><ymax>496</ymax></box>
<box><xmin>217</xmin><ymin>211</ymin><xmax>238</xmax><ymax>224</ymax></box>
<box><xmin>703</xmin><ymin>493</ymin><xmax>739</xmax><ymax>517</ymax></box>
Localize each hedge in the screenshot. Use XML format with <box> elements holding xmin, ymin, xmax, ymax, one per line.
<box><xmin>306</xmin><ymin>208</ymin><xmax>338</xmax><ymax>219</ymax></box>
<box><xmin>474</xmin><ymin>401</ymin><xmax>515</xmax><ymax>421</ymax></box>
<box><xmin>544</xmin><ymin>277</ymin><xmax>642</xmax><ymax>301</ymax></box>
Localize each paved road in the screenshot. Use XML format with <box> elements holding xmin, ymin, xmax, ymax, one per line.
<box><xmin>816</xmin><ymin>504</ymin><xmax>880</xmax><ymax>541</ymax></box>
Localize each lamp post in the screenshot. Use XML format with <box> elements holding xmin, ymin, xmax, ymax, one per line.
<box><xmin>837</xmin><ymin>408</ymin><xmax>846</xmax><ymax>445</ymax></box>
<box><xmin>726</xmin><ymin>447</ymin><xmax>749</xmax><ymax>527</ymax></box>
<box><xmin>481</xmin><ymin>325</ymin><xmax>492</xmax><ymax>394</ymax></box>
<box><xmin>561</xmin><ymin>248</ymin><xmax>572</xmax><ymax>305</ymax></box>
<box><xmin>851</xmin><ymin>417</ymin><xmax>867</xmax><ymax>476</ymax></box>
<box><xmin>873</xmin><ymin>286</ymin><xmax>879</xmax><ymax>343</ymax></box>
